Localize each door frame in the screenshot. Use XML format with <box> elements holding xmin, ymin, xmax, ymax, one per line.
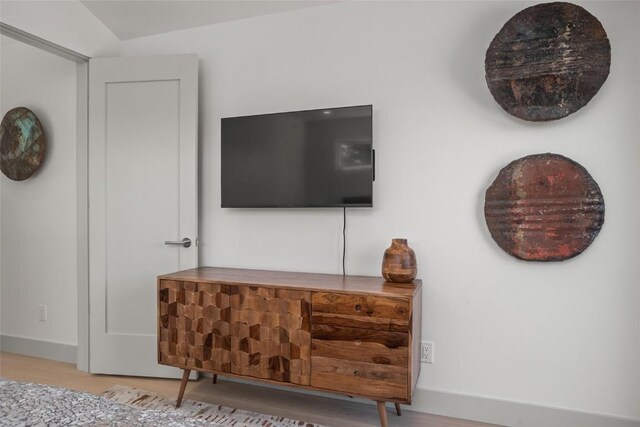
<box><xmin>0</xmin><ymin>23</ymin><xmax>91</xmax><ymax>371</ymax></box>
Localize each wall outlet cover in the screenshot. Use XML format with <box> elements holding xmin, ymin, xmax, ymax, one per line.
<box><xmin>38</xmin><ymin>304</ymin><xmax>48</xmax><ymax>321</ymax></box>
<box><xmin>421</xmin><ymin>341</ymin><xmax>434</xmax><ymax>363</ymax></box>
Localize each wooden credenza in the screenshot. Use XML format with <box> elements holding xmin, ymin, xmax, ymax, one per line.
<box><xmin>158</xmin><ymin>267</ymin><xmax>422</xmax><ymax>427</ymax></box>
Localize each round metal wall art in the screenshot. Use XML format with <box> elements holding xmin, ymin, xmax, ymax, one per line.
<box><xmin>0</xmin><ymin>107</ymin><xmax>46</xmax><ymax>181</ymax></box>
<box><xmin>484</xmin><ymin>153</ymin><xmax>604</xmax><ymax>261</ymax></box>
<box><xmin>485</xmin><ymin>2</ymin><xmax>611</xmax><ymax>122</ymax></box>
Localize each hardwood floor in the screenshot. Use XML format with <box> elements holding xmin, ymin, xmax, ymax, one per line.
<box><xmin>0</xmin><ymin>352</ymin><xmax>498</xmax><ymax>427</ymax></box>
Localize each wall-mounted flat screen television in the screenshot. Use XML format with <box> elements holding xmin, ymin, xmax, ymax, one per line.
<box><xmin>221</xmin><ymin>105</ymin><xmax>373</xmax><ymax>208</ymax></box>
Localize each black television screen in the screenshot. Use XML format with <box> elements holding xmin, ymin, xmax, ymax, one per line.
<box><xmin>221</xmin><ymin>105</ymin><xmax>373</xmax><ymax>208</ymax></box>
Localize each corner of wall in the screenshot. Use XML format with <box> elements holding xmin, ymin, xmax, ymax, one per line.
<box><xmin>0</xmin><ymin>0</ymin><xmax>121</xmax><ymax>58</ymax></box>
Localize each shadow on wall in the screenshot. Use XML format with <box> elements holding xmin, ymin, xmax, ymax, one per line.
<box><xmin>475</xmin><ymin>167</ymin><xmax>498</xmax><ymax>253</ymax></box>
<box><xmin>448</xmin><ymin>5</ymin><xmax>511</xmax><ymax>113</ymax></box>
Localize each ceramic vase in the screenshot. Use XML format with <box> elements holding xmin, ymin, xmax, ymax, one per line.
<box><xmin>382</xmin><ymin>238</ymin><xmax>417</xmax><ymax>283</ymax></box>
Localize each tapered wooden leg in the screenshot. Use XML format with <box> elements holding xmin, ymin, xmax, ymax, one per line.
<box><xmin>212</xmin><ymin>374</ymin><xmax>217</xmax><ymax>384</ymax></box>
<box><xmin>376</xmin><ymin>401</ymin><xmax>388</xmax><ymax>427</ymax></box>
<box><xmin>394</xmin><ymin>403</ymin><xmax>402</xmax><ymax>416</ymax></box>
<box><xmin>176</xmin><ymin>369</ymin><xmax>191</xmax><ymax>408</ymax></box>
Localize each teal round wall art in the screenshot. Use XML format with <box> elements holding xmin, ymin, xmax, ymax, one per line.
<box><xmin>0</xmin><ymin>107</ymin><xmax>46</xmax><ymax>181</ymax></box>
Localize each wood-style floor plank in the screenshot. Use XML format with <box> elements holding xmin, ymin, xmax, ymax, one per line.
<box><xmin>0</xmin><ymin>352</ymin><xmax>498</xmax><ymax>427</ymax></box>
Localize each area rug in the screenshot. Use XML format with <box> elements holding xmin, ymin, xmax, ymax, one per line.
<box><xmin>0</xmin><ymin>378</ymin><xmax>212</xmax><ymax>426</ymax></box>
<box><xmin>101</xmin><ymin>384</ymin><xmax>327</xmax><ymax>427</ymax></box>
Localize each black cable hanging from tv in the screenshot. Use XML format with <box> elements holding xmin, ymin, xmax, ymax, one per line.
<box><xmin>343</xmin><ymin>207</ymin><xmax>346</xmax><ymax>276</ymax></box>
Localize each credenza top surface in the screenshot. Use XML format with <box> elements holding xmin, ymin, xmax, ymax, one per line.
<box><xmin>159</xmin><ymin>267</ymin><xmax>421</xmax><ymax>298</ymax></box>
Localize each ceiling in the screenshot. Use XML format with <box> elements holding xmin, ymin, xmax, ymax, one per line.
<box><xmin>80</xmin><ymin>1</ymin><xmax>338</xmax><ymax>40</ymax></box>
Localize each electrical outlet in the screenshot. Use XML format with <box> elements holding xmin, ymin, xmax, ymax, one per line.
<box><xmin>38</xmin><ymin>304</ymin><xmax>48</xmax><ymax>321</ymax></box>
<box><xmin>421</xmin><ymin>341</ymin><xmax>434</xmax><ymax>363</ymax></box>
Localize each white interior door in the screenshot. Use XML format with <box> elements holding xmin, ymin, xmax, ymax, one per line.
<box><xmin>89</xmin><ymin>55</ymin><xmax>198</xmax><ymax>377</ymax></box>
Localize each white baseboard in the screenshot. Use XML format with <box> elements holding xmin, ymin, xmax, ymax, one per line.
<box><xmin>0</xmin><ymin>334</ymin><xmax>77</xmax><ymax>364</ymax></box>
<box><xmin>203</xmin><ymin>373</ymin><xmax>639</xmax><ymax>427</ymax></box>
<box><xmin>411</xmin><ymin>387</ymin><xmax>640</xmax><ymax>427</ymax></box>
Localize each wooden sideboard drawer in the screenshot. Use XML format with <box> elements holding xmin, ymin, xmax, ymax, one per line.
<box><xmin>311</xmin><ymin>356</ymin><xmax>408</xmax><ymax>401</ymax></box>
<box><xmin>311</xmin><ymin>324</ymin><xmax>408</xmax><ymax>366</ymax></box>
<box><xmin>312</xmin><ymin>292</ymin><xmax>410</xmax><ymax>332</ymax></box>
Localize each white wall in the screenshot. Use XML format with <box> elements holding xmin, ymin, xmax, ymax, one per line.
<box><xmin>0</xmin><ymin>0</ymin><xmax>118</xmax><ymax>362</ymax></box>
<box><xmin>0</xmin><ymin>35</ymin><xmax>78</xmax><ymax>346</ymax></box>
<box><xmin>121</xmin><ymin>1</ymin><xmax>640</xmax><ymax>421</ymax></box>
<box><xmin>0</xmin><ymin>0</ymin><xmax>119</xmax><ymax>57</ymax></box>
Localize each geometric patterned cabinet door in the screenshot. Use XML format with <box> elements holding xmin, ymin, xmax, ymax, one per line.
<box><xmin>158</xmin><ymin>281</ymin><xmax>311</xmax><ymax>385</ymax></box>
<box><xmin>158</xmin><ymin>267</ymin><xmax>422</xmax><ymax>427</ymax></box>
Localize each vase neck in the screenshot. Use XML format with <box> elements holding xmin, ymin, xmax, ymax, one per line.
<box><xmin>392</xmin><ymin>238</ymin><xmax>407</xmax><ymax>246</ymax></box>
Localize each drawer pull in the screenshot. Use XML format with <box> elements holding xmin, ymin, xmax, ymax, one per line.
<box><xmin>366</xmin><ymin>309</ymin><xmax>374</xmax><ymax>317</ymax></box>
<box><xmin>354</xmin><ymin>339</ymin><xmax>362</xmax><ymax>346</ymax></box>
<box><xmin>353</xmin><ymin>370</ymin><xmax>360</xmax><ymax>377</ymax></box>
<box><xmin>354</xmin><ymin>304</ymin><xmax>362</xmax><ymax>312</ymax></box>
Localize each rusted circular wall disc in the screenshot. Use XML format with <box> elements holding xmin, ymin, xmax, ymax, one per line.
<box><xmin>484</xmin><ymin>153</ymin><xmax>604</xmax><ymax>261</ymax></box>
<box><xmin>485</xmin><ymin>2</ymin><xmax>611</xmax><ymax>122</ymax></box>
<box><xmin>0</xmin><ymin>107</ymin><xmax>46</xmax><ymax>181</ymax></box>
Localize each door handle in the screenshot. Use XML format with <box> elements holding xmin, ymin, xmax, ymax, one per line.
<box><xmin>164</xmin><ymin>237</ymin><xmax>192</xmax><ymax>248</ymax></box>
